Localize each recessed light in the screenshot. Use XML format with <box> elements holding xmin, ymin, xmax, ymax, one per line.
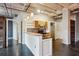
<box><xmin>30</xmin><ymin>12</ymin><xmax>34</xmax><ymax>17</ymax></box>
<box><xmin>37</xmin><ymin>9</ymin><xmax>41</xmax><ymax>13</ymax></box>
<box><xmin>41</xmin><ymin>11</ymin><xmax>44</xmax><ymax>13</ymax></box>
<box><xmin>27</xmin><ymin>16</ymin><xmax>30</xmax><ymax>19</ymax></box>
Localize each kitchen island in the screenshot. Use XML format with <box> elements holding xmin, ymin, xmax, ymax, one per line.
<box><xmin>22</xmin><ymin>32</ymin><xmax>52</xmax><ymax>56</ymax></box>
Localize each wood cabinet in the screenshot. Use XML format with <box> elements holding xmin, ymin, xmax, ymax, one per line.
<box><xmin>34</xmin><ymin>20</ymin><xmax>48</xmax><ymax>28</ymax></box>
<box><xmin>34</xmin><ymin>21</ymin><xmax>39</xmax><ymax>28</ymax></box>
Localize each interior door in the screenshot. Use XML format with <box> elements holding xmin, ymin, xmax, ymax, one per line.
<box><xmin>70</xmin><ymin>20</ymin><xmax>75</xmax><ymax>47</ymax></box>
<box><xmin>8</xmin><ymin>20</ymin><xmax>13</xmax><ymax>47</ymax></box>
<box><xmin>0</xmin><ymin>16</ymin><xmax>6</xmax><ymax>48</ymax></box>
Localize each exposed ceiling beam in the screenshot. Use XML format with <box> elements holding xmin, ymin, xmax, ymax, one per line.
<box><xmin>56</xmin><ymin>3</ymin><xmax>74</xmax><ymax>9</ymax></box>
<box><xmin>10</xmin><ymin>4</ymin><xmax>13</xmax><ymax>17</ymax></box>
<box><xmin>55</xmin><ymin>3</ymin><xmax>64</xmax><ymax>8</ymax></box>
<box><xmin>0</xmin><ymin>5</ymin><xmax>25</xmax><ymax>12</ymax></box>
<box><xmin>30</xmin><ymin>3</ymin><xmax>58</xmax><ymax>15</ymax></box>
<box><xmin>39</xmin><ymin>4</ymin><xmax>57</xmax><ymax>14</ymax></box>
<box><xmin>4</xmin><ymin>3</ymin><xmax>9</xmax><ymax>16</ymax></box>
<box><xmin>25</xmin><ymin>3</ymin><xmax>31</xmax><ymax>12</ymax></box>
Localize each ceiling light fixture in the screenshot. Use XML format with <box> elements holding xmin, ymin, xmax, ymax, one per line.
<box><xmin>41</xmin><ymin>11</ymin><xmax>44</xmax><ymax>13</ymax></box>
<box><xmin>27</xmin><ymin>16</ymin><xmax>30</xmax><ymax>19</ymax></box>
<box><xmin>37</xmin><ymin>9</ymin><xmax>41</xmax><ymax>13</ymax></box>
<box><xmin>30</xmin><ymin>12</ymin><xmax>34</xmax><ymax>17</ymax></box>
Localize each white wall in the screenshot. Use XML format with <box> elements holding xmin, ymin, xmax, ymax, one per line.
<box><xmin>32</xmin><ymin>14</ymin><xmax>53</xmax><ymax>21</ymax></box>
<box><xmin>13</xmin><ymin>21</ymin><xmax>18</xmax><ymax>41</ymax></box>
<box><xmin>55</xmin><ymin>21</ymin><xmax>63</xmax><ymax>40</ymax></box>
<box><xmin>13</xmin><ymin>12</ymin><xmax>27</xmax><ymax>43</ymax></box>
<box><xmin>55</xmin><ymin>8</ymin><xmax>70</xmax><ymax>45</ymax></box>
<box><xmin>61</xmin><ymin>8</ymin><xmax>70</xmax><ymax>44</ymax></box>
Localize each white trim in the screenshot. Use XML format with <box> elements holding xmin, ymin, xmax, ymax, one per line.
<box><xmin>6</xmin><ymin>19</ymin><xmax>13</xmax><ymax>47</ymax></box>
<box><xmin>75</xmin><ymin>15</ymin><xmax>77</xmax><ymax>42</ymax></box>
<box><xmin>6</xmin><ymin>19</ymin><xmax>8</xmax><ymax>47</ymax></box>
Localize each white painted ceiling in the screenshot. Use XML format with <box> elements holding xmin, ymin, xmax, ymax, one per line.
<box><xmin>25</xmin><ymin>3</ymin><xmax>79</xmax><ymax>17</ymax></box>
<box><xmin>0</xmin><ymin>3</ymin><xmax>29</xmax><ymax>18</ymax></box>
<box><xmin>0</xmin><ymin>3</ymin><xmax>79</xmax><ymax>18</ymax></box>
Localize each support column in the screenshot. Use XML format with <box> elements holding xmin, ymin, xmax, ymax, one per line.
<box><xmin>61</xmin><ymin>8</ymin><xmax>70</xmax><ymax>45</ymax></box>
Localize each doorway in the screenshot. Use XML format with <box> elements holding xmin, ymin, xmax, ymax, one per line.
<box><xmin>70</xmin><ymin>20</ymin><xmax>75</xmax><ymax>47</ymax></box>
<box><xmin>6</xmin><ymin>19</ymin><xmax>19</xmax><ymax>47</ymax></box>
<box><xmin>50</xmin><ymin>22</ymin><xmax>55</xmax><ymax>55</ymax></box>
<box><xmin>13</xmin><ymin>21</ymin><xmax>18</xmax><ymax>45</ymax></box>
<box><xmin>50</xmin><ymin>22</ymin><xmax>55</xmax><ymax>40</ymax></box>
<box><xmin>8</xmin><ymin>20</ymin><xmax>13</xmax><ymax>47</ymax></box>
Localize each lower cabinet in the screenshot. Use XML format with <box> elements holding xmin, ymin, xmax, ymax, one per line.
<box><xmin>24</xmin><ymin>33</ymin><xmax>53</xmax><ymax>56</ymax></box>
<box><xmin>42</xmin><ymin>38</ymin><xmax>52</xmax><ymax>56</ymax></box>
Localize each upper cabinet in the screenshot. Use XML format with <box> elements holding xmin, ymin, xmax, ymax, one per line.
<box><xmin>34</xmin><ymin>20</ymin><xmax>48</xmax><ymax>28</ymax></box>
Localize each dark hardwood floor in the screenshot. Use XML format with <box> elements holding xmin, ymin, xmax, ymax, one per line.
<box><xmin>53</xmin><ymin>39</ymin><xmax>79</xmax><ymax>56</ymax></box>
<box><xmin>0</xmin><ymin>39</ymin><xmax>79</xmax><ymax>56</ymax></box>
<box><xmin>0</xmin><ymin>44</ymin><xmax>34</xmax><ymax>56</ymax></box>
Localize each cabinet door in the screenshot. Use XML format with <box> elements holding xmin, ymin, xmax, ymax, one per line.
<box><xmin>43</xmin><ymin>39</ymin><xmax>52</xmax><ymax>56</ymax></box>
